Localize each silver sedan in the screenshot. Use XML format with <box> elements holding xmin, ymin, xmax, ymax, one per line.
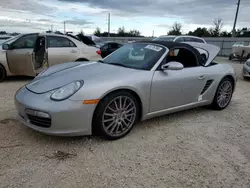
<box><xmin>15</xmin><ymin>41</ymin><xmax>237</xmax><ymax>140</ymax></box>
<box><xmin>242</xmin><ymin>58</ymin><xmax>250</xmax><ymax>79</ymax></box>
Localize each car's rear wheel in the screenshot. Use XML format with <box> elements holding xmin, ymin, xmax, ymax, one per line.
<box><xmin>211</xmin><ymin>77</ymin><xmax>233</xmax><ymax>110</ymax></box>
<box><xmin>229</xmin><ymin>54</ymin><xmax>233</xmax><ymax>60</ymax></box>
<box><xmin>0</xmin><ymin>64</ymin><xmax>6</xmax><ymax>82</ymax></box>
<box><xmin>93</xmin><ymin>91</ymin><xmax>139</xmax><ymax>140</ymax></box>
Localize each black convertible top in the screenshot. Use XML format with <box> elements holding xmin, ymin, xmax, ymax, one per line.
<box><xmin>136</xmin><ymin>40</ymin><xmax>204</xmax><ymax>65</ymax></box>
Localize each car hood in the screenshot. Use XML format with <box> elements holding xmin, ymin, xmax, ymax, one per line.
<box><xmin>25</xmin><ymin>62</ymin><xmax>140</xmax><ymax>94</ymax></box>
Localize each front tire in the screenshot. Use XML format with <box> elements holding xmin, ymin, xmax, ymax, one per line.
<box><xmin>93</xmin><ymin>91</ymin><xmax>139</xmax><ymax>140</ymax></box>
<box><xmin>0</xmin><ymin>64</ymin><xmax>6</xmax><ymax>82</ymax></box>
<box><xmin>211</xmin><ymin>77</ymin><xmax>234</xmax><ymax>110</ymax></box>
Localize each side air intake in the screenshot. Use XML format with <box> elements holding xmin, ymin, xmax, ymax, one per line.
<box><xmin>200</xmin><ymin>80</ymin><xmax>213</xmax><ymax>95</ymax></box>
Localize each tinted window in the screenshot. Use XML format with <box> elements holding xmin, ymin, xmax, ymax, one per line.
<box><xmin>108</xmin><ymin>43</ymin><xmax>118</xmax><ymax>48</ymax></box>
<box><xmin>153</xmin><ymin>37</ymin><xmax>175</xmax><ymax>41</ymax></box>
<box><xmin>47</xmin><ymin>36</ymin><xmax>76</xmax><ymax>48</ymax></box>
<box><xmin>102</xmin><ymin>43</ymin><xmax>166</xmax><ymax>70</ymax></box>
<box><xmin>175</xmin><ymin>37</ymin><xmax>184</xmax><ymax>42</ymax></box>
<box><xmin>185</xmin><ymin>37</ymin><xmax>204</xmax><ymax>43</ymax></box>
<box><xmin>12</xmin><ymin>34</ymin><xmax>37</xmax><ymax>49</ymax></box>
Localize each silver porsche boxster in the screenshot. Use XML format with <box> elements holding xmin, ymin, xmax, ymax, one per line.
<box><xmin>15</xmin><ymin>41</ymin><xmax>237</xmax><ymax>140</ymax></box>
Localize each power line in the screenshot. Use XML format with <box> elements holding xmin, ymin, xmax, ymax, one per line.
<box><xmin>232</xmin><ymin>0</ymin><xmax>241</xmax><ymax>37</ymax></box>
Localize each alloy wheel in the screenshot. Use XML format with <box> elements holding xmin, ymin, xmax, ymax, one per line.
<box><xmin>216</xmin><ymin>80</ymin><xmax>233</xmax><ymax>108</ymax></box>
<box><xmin>102</xmin><ymin>96</ymin><xmax>137</xmax><ymax>137</ymax></box>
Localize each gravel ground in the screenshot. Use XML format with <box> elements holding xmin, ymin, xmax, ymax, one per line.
<box><xmin>0</xmin><ymin>58</ymin><xmax>250</xmax><ymax>188</ymax></box>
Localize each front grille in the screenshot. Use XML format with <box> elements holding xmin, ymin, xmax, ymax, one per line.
<box><xmin>27</xmin><ymin>114</ymin><xmax>51</xmax><ymax>128</ymax></box>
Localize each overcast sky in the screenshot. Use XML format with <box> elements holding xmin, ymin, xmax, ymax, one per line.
<box><xmin>0</xmin><ymin>0</ymin><xmax>249</xmax><ymax>36</ymax></box>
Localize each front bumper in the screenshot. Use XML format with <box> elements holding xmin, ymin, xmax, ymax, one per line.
<box><xmin>14</xmin><ymin>86</ymin><xmax>96</xmax><ymax>136</ymax></box>
<box><xmin>242</xmin><ymin>64</ymin><xmax>250</xmax><ymax>78</ymax></box>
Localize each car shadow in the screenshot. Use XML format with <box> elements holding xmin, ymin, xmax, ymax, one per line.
<box><xmin>4</xmin><ymin>76</ymin><xmax>33</xmax><ymax>82</ymax></box>
<box><xmin>16</xmin><ymin>106</ymin><xmax>211</xmax><ymax>145</ymax></box>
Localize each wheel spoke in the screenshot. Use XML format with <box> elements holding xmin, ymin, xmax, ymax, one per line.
<box><xmin>125</xmin><ymin>107</ymin><xmax>135</xmax><ymax>114</ymax></box>
<box><xmin>119</xmin><ymin>96</ymin><xmax>122</xmax><ymax>109</ymax></box>
<box><xmin>107</xmin><ymin>106</ymin><xmax>116</xmax><ymax>112</ymax></box>
<box><xmin>125</xmin><ymin>117</ymin><xmax>133</xmax><ymax>123</ymax></box>
<box><xmin>122</xmin><ymin>119</ymin><xmax>130</xmax><ymax>128</ymax></box>
<box><xmin>114</xmin><ymin>100</ymin><xmax>119</xmax><ymax>111</ymax></box>
<box><xmin>123</xmin><ymin>97</ymin><xmax>127</xmax><ymax>109</ymax></box>
<box><xmin>110</xmin><ymin>122</ymin><xmax>118</xmax><ymax>133</ymax></box>
<box><xmin>104</xmin><ymin>113</ymin><xmax>115</xmax><ymax>117</ymax></box>
<box><xmin>105</xmin><ymin>121</ymin><xmax>116</xmax><ymax>130</ymax></box>
<box><xmin>103</xmin><ymin>118</ymin><xmax>114</xmax><ymax>123</ymax></box>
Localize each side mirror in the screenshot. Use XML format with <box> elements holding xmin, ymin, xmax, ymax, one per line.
<box><xmin>2</xmin><ymin>44</ymin><xmax>10</xmax><ymax>50</ymax></box>
<box><xmin>161</xmin><ymin>61</ymin><xmax>184</xmax><ymax>71</ymax></box>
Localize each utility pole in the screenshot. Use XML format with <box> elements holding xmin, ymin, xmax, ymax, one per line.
<box><xmin>51</xmin><ymin>24</ymin><xmax>53</xmax><ymax>31</ymax></box>
<box><xmin>108</xmin><ymin>13</ymin><xmax>110</xmax><ymax>37</ymax></box>
<box><xmin>64</xmin><ymin>21</ymin><xmax>66</xmax><ymax>34</ymax></box>
<box><xmin>152</xmin><ymin>30</ymin><xmax>154</xmax><ymax>37</ymax></box>
<box><xmin>232</xmin><ymin>0</ymin><xmax>241</xmax><ymax>37</ymax></box>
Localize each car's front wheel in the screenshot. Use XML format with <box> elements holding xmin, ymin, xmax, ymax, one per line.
<box><xmin>0</xmin><ymin>64</ymin><xmax>6</xmax><ymax>82</ymax></box>
<box><xmin>211</xmin><ymin>77</ymin><xmax>234</xmax><ymax>110</ymax></box>
<box><xmin>93</xmin><ymin>91</ymin><xmax>139</xmax><ymax>140</ymax></box>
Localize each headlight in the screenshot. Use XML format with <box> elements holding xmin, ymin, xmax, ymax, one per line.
<box><xmin>50</xmin><ymin>80</ymin><xmax>83</xmax><ymax>101</ymax></box>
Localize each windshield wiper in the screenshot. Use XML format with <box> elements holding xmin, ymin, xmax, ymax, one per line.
<box><xmin>108</xmin><ymin>63</ymin><xmax>129</xmax><ymax>68</ymax></box>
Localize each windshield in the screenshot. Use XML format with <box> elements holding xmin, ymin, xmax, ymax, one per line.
<box><xmin>1</xmin><ymin>35</ymin><xmax>20</xmax><ymax>45</ymax></box>
<box><xmin>153</xmin><ymin>36</ymin><xmax>175</xmax><ymax>42</ymax></box>
<box><xmin>101</xmin><ymin>43</ymin><xmax>166</xmax><ymax>70</ymax></box>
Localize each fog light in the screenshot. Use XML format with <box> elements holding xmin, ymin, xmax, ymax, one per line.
<box><xmin>25</xmin><ymin>109</ymin><xmax>50</xmax><ymax>118</ymax></box>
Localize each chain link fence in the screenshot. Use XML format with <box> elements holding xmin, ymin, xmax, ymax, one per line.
<box><xmin>101</xmin><ymin>37</ymin><xmax>250</xmax><ymax>57</ymax></box>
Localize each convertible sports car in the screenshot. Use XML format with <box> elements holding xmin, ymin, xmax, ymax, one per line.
<box><xmin>15</xmin><ymin>41</ymin><xmax>237</xmax><ymax>140</ymax></box>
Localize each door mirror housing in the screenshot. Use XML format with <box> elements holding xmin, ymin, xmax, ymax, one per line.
<box><xmin>2</xmin><ymin>44</ymin><xmax>10</xmax><ymax>50</ymax></box>
<box><xmin>161</xmin><ymin>61</ymin><xmax>184</xmax><ymax>71</ymax></box>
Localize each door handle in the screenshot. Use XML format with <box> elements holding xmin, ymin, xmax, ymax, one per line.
<box><xmin>198</xmin><ymin>75</ymin><xmax>206</xmax><ymax>80</ymax></box>
<box><xmin>70</xmin><ymin>50</ymin><xmax>77</xmax><ymax>53</ymax></box>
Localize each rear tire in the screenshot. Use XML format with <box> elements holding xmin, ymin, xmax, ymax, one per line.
<box><xmin>246</xmin><ymin>54</ymin><xmax>250</xmax><ymax>60</ymax></box>
<box><xmin>92</xmin><ymin>91</ymin><xmax>139</xmax><ymax>140</ymax></box>
<box><xmin>211</xmin><ymin>77</ymin><xmax>233</xmax><ymax>110</ymax></box>
<box><xmin>229</xmin><ymin>54</ymin><xmax>233</xmax><ymax>60</ymax></box>
<box><xmin>0</xmin><ymin>64</ymin><xmax>6</xmax><ymax>82</ymax></box>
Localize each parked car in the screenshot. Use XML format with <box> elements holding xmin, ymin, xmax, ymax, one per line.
<box><xmin>98</xmin><ymin>41</ymin><xmax>123</xmax><ymax>58</ymax></box>
<box><xmin>229</xmin><ymin>41</ymin><xmax>250</xmax><ymax>61</ymax></box>
<box><xmin>153</xmin><ymin>35</ymin><xmax>207</xmax><ymax>43</ymax></box>
<box><xmin>153</xmin><ymin>35</ymin><xmax>208</xmax><ymax>61</ymax></box>
<box><xmin>242</xmin><ymin>58</ymin><xmax>250</xmax><ymax>79</ymax></box>
<box><xmin>0</xmin><ymin>33</ymin><xmax>102</xmax><ymax>82</ymax></box>
<box><xmin>15</xmin><ymin>41</ymin><xmax>236</xmax><ymax>140</ymax></box>
<box><xmin>0</xmin><ymin>35</ymin><xmax>13</xmax><ymax>44</ymax></box>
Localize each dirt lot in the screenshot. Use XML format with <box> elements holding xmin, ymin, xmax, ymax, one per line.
<box><xmin>0</xmin><ymin>58</ymin><xmax>250</xmax><ymax>188</ymax></box>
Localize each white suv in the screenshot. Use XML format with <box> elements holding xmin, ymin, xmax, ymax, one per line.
<box><xmin>153</xmin><ymin>35</ymin><xmax>206</xmax><ymax>43</ymax></box>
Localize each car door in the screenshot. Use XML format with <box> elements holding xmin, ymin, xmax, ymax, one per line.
<box><xmin>6</xmin><ymin>34</ymin><xmax>38</xmax><ymax>76</ymax></box>
<box><xmin>150</xmin><ymin>48</ymin><xmax>209</xmax><ymax>113</ymax></box>
<box><xmin>47</xmin><ymin>36</ymin><xmax>79</xmax><ymax>66</ymax></box>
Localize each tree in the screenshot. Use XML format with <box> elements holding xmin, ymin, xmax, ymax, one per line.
<box><xmin>211</xmin><ymin>18</ymin><xmax>223</xmax><ymax>37</ymax></box>
<box><xmin>129</xmin><ymin>29</ymin><xmax>141</xmax><ymax>37</ymax></box>
<box><xmin>94</xmin><ymin>27</ymin><xmax>101</xmax><ymax>36</ymax></box>
<box><xmin>0</xmin><ymin>31</ymin><xmax>7</xmax><ymax>35</ymax></box>
<box><xmin>188</xmin><ymin>27</ymin><xmax>211</xmax><ymax>37</ymax></box>
<box><xmin>220</xmin><ymin>31</ymin><xmax>232</xmax><ymax>37</ymax></box>
<box><xmin>117</xmin><ymin>26</ymin><xmax>126</xmax><ymax>36</ymax></box>
<box><xmin>168</xmin><ymin>22</ymin><xmax>182</xmax><ymax>35</ymax></box>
